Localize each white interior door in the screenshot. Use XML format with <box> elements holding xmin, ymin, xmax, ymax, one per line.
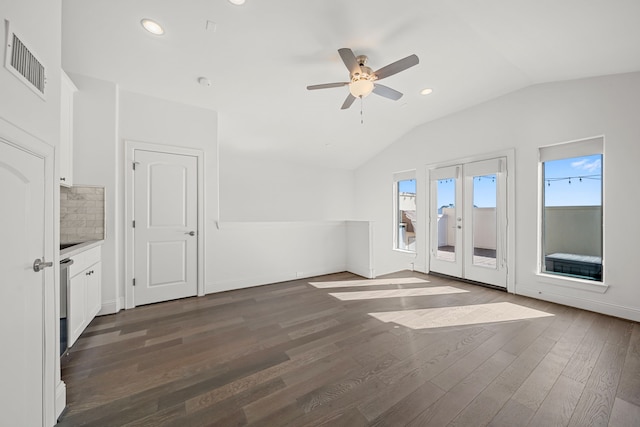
<box><xmin>429</xmin><ymin>158</ymin><xmax>508</xmax><ymax>288</ymax></box>
<box><xmin>133</xmin><ymin>150</ymin><xmax>198</xmax><ymax>306</ymax></box>
<box><xmin>0</xmin><ymin>140</ymin><xmax>45</xmax><ymax>426</ymax></box>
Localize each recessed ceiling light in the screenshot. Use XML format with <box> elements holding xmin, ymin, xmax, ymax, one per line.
<box><xmin>228</xmin><ymin>0</ymin><xmax>246</xmax><ymax>5</ymax></box>
<box><xmin>420</xmin><ymin>88</ymin><xmax>433</xmax><ymax>95</ymax></box>
<box><xmin>141</xmin><ymin>19</ymin><xmax>164</xmax><ymax>35</ymax></box>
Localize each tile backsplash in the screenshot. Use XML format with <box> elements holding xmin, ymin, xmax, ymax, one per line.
<box><xmin>60</xmin><ymin>186</ymin><xmax>105</xmax><ymax>244</ymax></box>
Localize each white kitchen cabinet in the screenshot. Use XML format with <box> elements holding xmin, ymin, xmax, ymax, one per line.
<box><xmin>68</xmin><ymin>245</ymin><xmax>101</xmax><ymax>347</ymax></box>
<box><xmin>59</xmin><ymin>70</ymin><xmax>77</xmax><ymax>187</ymax></box>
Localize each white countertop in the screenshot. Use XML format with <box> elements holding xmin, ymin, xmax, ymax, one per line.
<box><xmin>60</xmin><ymin>240</ymin><xmax>104</xmax><ymax>258</ymax></box>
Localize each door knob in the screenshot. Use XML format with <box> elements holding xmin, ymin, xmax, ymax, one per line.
<box><xmin>185</xmin><ymin>231</ymin><xmax>196</xmax><ymax>236</ymax></box>
<box><xmin>33</xmin><ymin>258</ymin><xmax>54</xmax><ymax>272</ymax></box>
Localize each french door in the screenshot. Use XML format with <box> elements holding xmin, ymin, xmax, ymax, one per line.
<box><xmin>429</xmin><ymin>158</ymin><xmax>507</xmax><ymax>288</ymax></box>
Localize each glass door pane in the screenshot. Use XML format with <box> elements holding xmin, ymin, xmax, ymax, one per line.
<box><xmin>463</xmin><ymin>158</ymin><xmax>507</xmax><ymax>288</ymax></box>
<box><xmin>429</xmin><ymin>165</ymin><xmax>463</xmax><ymax>278</ymax></box>
<box><xmin>472</xmin><ymin>174</ymin><xmax>497</xmax><ymax>268</ymax></box>
<box><xmin>437</xmin><ymin>178</ymin><xmax>456</xmax><ymax>262</ymax></box>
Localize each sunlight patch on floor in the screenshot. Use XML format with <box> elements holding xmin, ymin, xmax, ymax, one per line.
<box><xmin>309</xmin><ymin>277</ymin><xmax>429</xmax><ymax>289</ymax></box>
<box><xmin>369</xmin><ymin>302</ymin><xmax>554</xmax><ymax>329</ymax></box>
<box><xmin>329</xmin><ymin>286</ymin><xmax>469</xmax><ymax>301</ymax></box>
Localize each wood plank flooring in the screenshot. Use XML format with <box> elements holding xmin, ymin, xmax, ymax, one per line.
<box><xmin>57</xmin><ymin>271</ymin><xmax>640</xmax><ymax>426</ymax></box>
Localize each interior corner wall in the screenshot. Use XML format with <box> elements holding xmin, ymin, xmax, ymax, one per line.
<box><xmin>118</xmin><ymin>90</ymin><xmax>219</xmax><ymax>306</ymax></box>
<box><xmin>219</xmin><ymin>148</ymin><xmax>356</xmax><ymax>221</ymax></box>
<box><xmin>68</xmin><ymin>73</ymin><xmax>119</xmax><ymax>313</ymax></box>
<box><xmin>209</xmin><ymin>148</ymin><xmax>357</xmax><ymax>294</ymax></box>
<box><xmin>354</xmin><ymin>71</ymin><xmax>640</xmax><ymax>321</ymax></box>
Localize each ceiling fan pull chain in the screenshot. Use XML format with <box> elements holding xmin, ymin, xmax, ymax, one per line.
<box><xmin>360</xmin><ymin>97</ymin><xmax>364</xmax><ymax>125</ymax></box>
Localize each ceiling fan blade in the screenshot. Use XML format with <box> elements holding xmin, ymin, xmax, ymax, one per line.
<box><xmin>341</xmin><ymin>93</ymin><xmax>357</xmax><ymax>110</ymax></box>
<box><xmin>373</xmin><ymin>84</ymin><xmax>403</xmax><ymax>101</ymax></box>
<box><xmin>338</xmin><ymin>48</ymin><xmax>362</xmax><ymax>75</ymax></box>
<box><xmin>374</xmin><ymin>54</ymin><xmax>419</xmax><ymax>80</ymax></box>
<box><xmin>307</xmin><ymin>82</ymin><xmax>349</xmax><ymax>90</ymax></box>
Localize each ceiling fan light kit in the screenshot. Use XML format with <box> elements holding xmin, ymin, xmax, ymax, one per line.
<box><xmin>349</xmin><ymin>79</ymin><xmax>374</xmax><ymax>98</ymax></box>
<box><xmin>307</xmin><ymin>48</ymin><xmax>419</xmax><ymax>110</ymax></box>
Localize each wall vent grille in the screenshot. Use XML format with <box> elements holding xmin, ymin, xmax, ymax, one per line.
<box><xmin>4</xmin><ymin>20</ymin><xmax>47</xmax><ymax>99</ymax></box>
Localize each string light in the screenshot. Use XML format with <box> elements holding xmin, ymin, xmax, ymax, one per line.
<box><xmin>474</xmin><ymin>175</ymin><xmax>496</xmax><ymax>183</ymax></box>
<box><xmin>545</xmin><ymin>174</ymin><xmax>601</xmax><ymax>186</ymax></box>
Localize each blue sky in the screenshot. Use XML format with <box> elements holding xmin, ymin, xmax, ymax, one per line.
<box><xmin>437</xmin><ymin>175</ymin><xmax>497</xmax><ymax>208</ymax></box>
<box><xmin>403</xmin><ymin>154</ymin><xmax>602</xmax><ymax>210</ymax></box>
<box><xmin>544</xmin><ymin>154</ymin><xmax>602</xmax><ymax>206</ymax></box>
<box><xmin>398</xmin><ymin>179</ymin><xmax>416</xmax><ymax>193</ymax></box>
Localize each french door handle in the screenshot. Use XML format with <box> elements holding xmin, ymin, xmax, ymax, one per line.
<box><xmin>185</xmin><ymin>231</ymin><xmax>196</xmax><ymax>236</ymax></box>
<box><xmin>33</xmin><ymin>258</ymin><xmax>53</xmax><ymax>272</ymax></box>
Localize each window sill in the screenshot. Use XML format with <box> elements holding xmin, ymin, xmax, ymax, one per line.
<box><xmin>536</xmin><ymin>273</ymin><xmax>609</xmax><ymax>294</ymax></box>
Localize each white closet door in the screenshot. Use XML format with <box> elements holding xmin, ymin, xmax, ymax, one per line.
<box><xmin>133</xmin><ymin>150</ymin><xmax>198</xmax><ymax>306</ymax></box>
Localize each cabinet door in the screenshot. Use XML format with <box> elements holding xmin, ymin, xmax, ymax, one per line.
<box><xmin>68</xmin><ymin>273</ymin><xmax>87</xmax><ymax>347</ymax></box>
<box><xmin>86</xmin><ymin>262</ymin><xmax>102</xmax><ymax>320</ymax></box>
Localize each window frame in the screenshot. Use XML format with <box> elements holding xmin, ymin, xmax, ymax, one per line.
<box><xmin>393</xmin><ymin>170</ymin><xmax>417</xmax><ymax>253</ymax></box>
<box><xmin>538</xmin><ymin>136</ymin><xmax>605</xmax><ymax>287</ymax></box>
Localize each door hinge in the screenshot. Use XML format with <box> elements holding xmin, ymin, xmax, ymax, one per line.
<box><xmin>132</xmin><ymin>220</ymin><xmax>136</xmax><ymax>228</ymax></box>
<box><xmin>133</xmin><ymin>278</ymin><xmax>136</xmax><ymax>287</ymax></box>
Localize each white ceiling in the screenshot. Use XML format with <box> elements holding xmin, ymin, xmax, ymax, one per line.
<box><xmin>62</xmin><ymin>0</ymin><xmax>640</xmax><ymax>169</ymax></box>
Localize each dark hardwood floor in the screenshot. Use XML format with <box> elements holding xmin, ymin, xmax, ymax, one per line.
<box><xmin>57</xmin><ymin>271</ymin><xmax>640</xmax><ymax>426</ymax></box>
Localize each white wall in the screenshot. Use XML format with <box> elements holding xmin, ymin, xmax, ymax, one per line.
<box><xmin>544</xmin><ymin>206</ymin><xmax>602</xmax><ymax>257</ymax></box>
<box><xmin>219</xmin><ymin>148</ymin><xmax>355</xmax><ymax>221</ymax></box>
<box><xmin>209</xmin><ymin>221</ymin><xmax>347</xmax><ymax>293</ymax></box>
<box><xmin>473</xmin><ymin>208</ymin><xmax>497</xmax><ymax>250</ymax></box>
<box><xmin>0</xmin><ymin>1</ymin><xmax>61</xmax><ymax>143</ymax></box>
<box><xmin>346</xmin><ymin>221</ymin><xmax>374</xmax><ymax>279</ymax></box>
<box><xmin>354</xmin><ymin>71</ymin><xmax>640</xmax><ymax>321</ymax></box>
<box><xmin>68</xmin><ymin>79</ymin><xmax>363</xmax><ymax>307</ymax></box>
<box><xmin>210</xmin><ymin>148</ymin><xmax>358</xmax><ymax>293</ymax></box>
<box><xmin>119</xmin><ymin>90</ymin><xmax>219</xmax><ymax>307</ymax></box>
<box><xmin>1</xmin><ymin>1</ymin><xmax>62</xmax><ymax>423</ymax></box>
<box><xmin>70</xmin><ymin>74</ymin><xmax>119</xmax><ymax>313</ymax></box>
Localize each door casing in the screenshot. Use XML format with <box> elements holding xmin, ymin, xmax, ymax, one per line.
<box><xmin>125</xmin><ymin>140</ymin><xmax>205</xmax><ymax>309</ymax></box>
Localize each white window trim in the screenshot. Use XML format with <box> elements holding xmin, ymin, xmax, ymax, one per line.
<box><xmin>537</xmin><ymin>135</ymin><xmax>605</xmax><ymax>285</ymax></box>
<box><xmin>393</xmin><ymin>170</ymin><xmax>417</xmax><ymax>253</ymax></box>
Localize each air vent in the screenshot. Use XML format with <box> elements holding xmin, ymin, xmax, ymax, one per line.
<box><xmin>4</xmin><ymin>20</ymin><xmax>46</xmax><ymax>99</ymax></box>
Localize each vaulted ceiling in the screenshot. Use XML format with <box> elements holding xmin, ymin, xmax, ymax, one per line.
<box><xmin>62</xmin><ymin>0</ymin><xmax>640</xmax><ymax>169</ymax></box>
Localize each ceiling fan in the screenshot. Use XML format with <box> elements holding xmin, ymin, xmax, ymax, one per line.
<box><xmin>307</xmin><ymin>48</ymin><xmax>419</xmax><ymax>110</ymax></box>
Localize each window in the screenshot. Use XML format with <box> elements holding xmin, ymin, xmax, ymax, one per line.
<box><xmin>540</xmin><ymin>137</ymin><xmax>603</xmax><ymax>281</ymax></box>
<box><xmin>394</xmin><ymin>171</ymin><xmax>416</xmax><ymax>252</ymax></box>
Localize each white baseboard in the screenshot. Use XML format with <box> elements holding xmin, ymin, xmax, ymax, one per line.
<box><xmin>208</xmin><ymin>266</ymin><xmax>347</xmax><ymax>294</ymax></box>
<box><xmin>98</xmin><ymin>297</ymin><xmax>123</xmax><ymax>315</ymax></box>
<box><xmin>347</xmin><ymin>266</ymin><xmax>375</xmax><ymax>279</ymax></box>
<box><xmin>517</xmin><ymin>285</ymin><xmax>640</xmax><ymax>322</ymax></box>
<box><xmin>414</xmin><ymin>264</ymin><xmax>427</xmax><ymax>274</ymax></box>
<box><xmin>55</xmin><ymin>380</ymin><xmax>66</xmax><ymax>419</ymax></box>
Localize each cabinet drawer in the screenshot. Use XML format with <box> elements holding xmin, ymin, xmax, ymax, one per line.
<box><xmin>69</xmin><ymin>245</ymin><xmax>101</xmax><ymax>277</ymax></box>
